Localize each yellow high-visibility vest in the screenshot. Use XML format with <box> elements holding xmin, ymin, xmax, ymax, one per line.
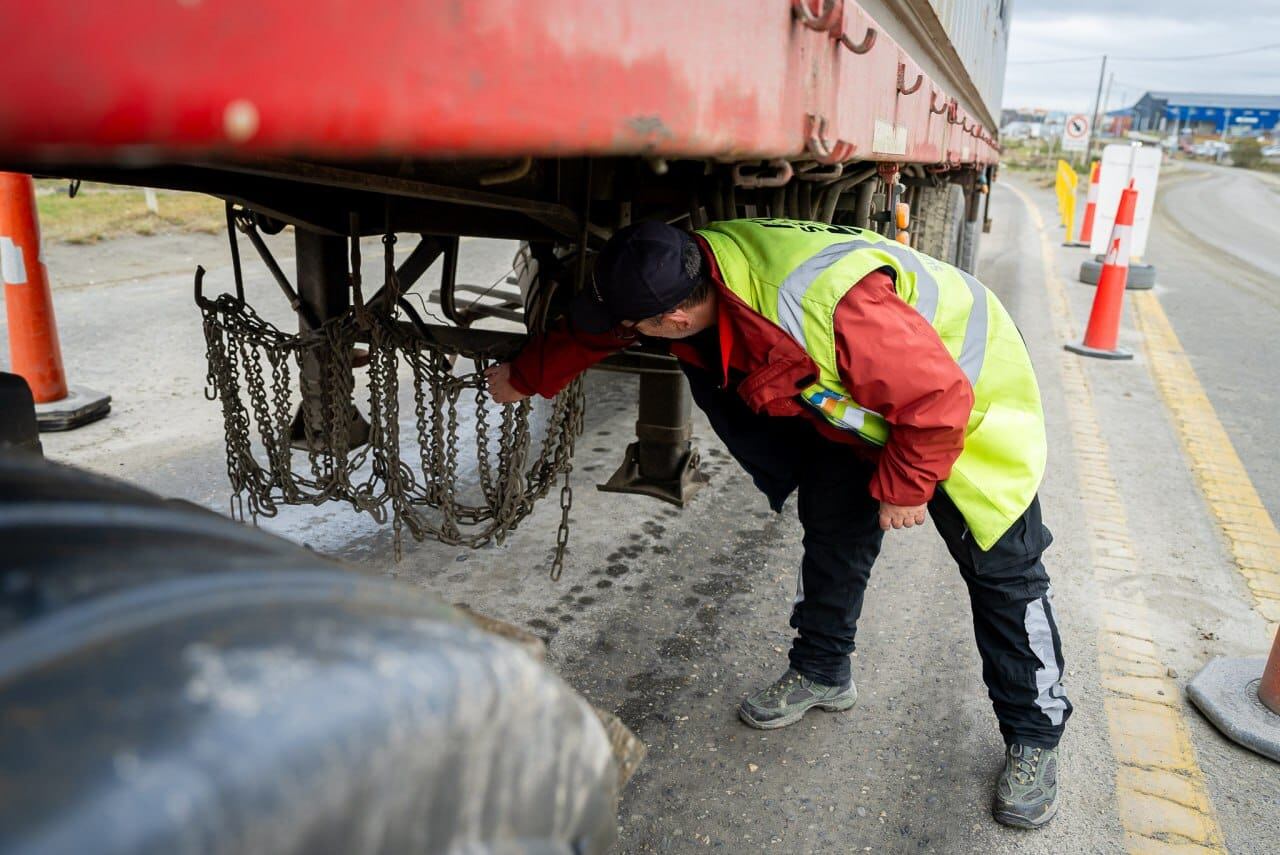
<box><xmin>698</xmin><ymin>219</ymin><xmax>1046</xmax><ymax>550</ymax></box>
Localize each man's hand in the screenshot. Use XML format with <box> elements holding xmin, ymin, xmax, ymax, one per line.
<box><xmin>484</xmin><ymin>363</ymin><xmax>529</xmax><ymax>404</ymax></box>
<box><xmin>878</xmin><ymin>501</ymin><xmax>927</xmax><ymax>531</ymax></box>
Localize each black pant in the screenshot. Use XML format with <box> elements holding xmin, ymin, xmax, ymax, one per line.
<box><xmin>685</xmin><ymin>365</ymin><xmax>1072</xmax><ymax>748</ymax></box>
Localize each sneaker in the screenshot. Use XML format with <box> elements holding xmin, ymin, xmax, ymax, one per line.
<box><xmin>993</xmin><ymin>744</ymin><xmax>1059</xmax><ymax>829</ymax></box>
<box><xmin>738</xmin><ymin>668</ymin><xmax>856</xmax><ymax>730</ymax></box>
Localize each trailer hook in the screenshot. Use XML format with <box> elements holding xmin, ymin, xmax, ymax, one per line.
<box><xmin>478</xmin><ymin>156</ymin><xmax>533</xmax><ymax>186</ymax></box>
<box><xmin>839</xmin><ymin>26</ymin><xmax>877</xmax><ymax>55</ymax></box>
<box><xmin>805</xmin><ymin>115</ymin><xmax>855</xmax><ymax>164</ymax></box>
<box><xmin>732</xmin><ymin>159</ymin><xmax>795</xmax><ymax>189</ymax></box>
<box><xmin>896</xmin><ymin>63</ymin><xmax>924</xmax><ymax>96</ymax></box>
<box><xmin>192</xmin><ymin>264</ymin><xmax>208</xmax><ymax>308</ymax></box>
<box><xmin>791</xmin><ymin>0</ymin><xmax>842</xmax><ymax>32</ymax></box>
<box><xmin>929</xmin><ymin>91</ymin><xmax>949</xmax><ymax>115</ymax></box>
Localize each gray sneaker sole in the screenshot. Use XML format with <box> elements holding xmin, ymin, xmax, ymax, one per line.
<box><xmin>737</xmin><ymin>689</ymin><xmax>857</xmax><ymax>730</ymax></box>
<box><xmin>992</xmin><ymin>799</ymin><xmax>1058</xmax><ymax>829</ymax></box>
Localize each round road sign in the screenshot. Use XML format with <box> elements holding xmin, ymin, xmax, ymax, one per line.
<box><xmin>1066</xmin><ymin>114</ymin><xmax>1090</xmax><ymax>139</ymax></box>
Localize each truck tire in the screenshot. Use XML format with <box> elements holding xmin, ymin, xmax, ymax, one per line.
<box><xmin>1078</xmin><ymin>259</ymin><xmax>1157</xmax><ymax>290</ymax></box>
<box><xmin>912</xmin><ymin>183</ymin><xmax>965</xmax><ymax>266</ymax></box>
<box><xmin>955</xmin><ymin>215</ymin><xmax>983</xmax><ymax>275</ymax></box>
<box><xmin>0</xmin><ymin>456</ymin><xmax>617</xmax><ymax>855</ymax></box>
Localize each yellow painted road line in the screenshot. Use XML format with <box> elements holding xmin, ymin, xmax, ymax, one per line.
<box><xmin>1133</xmin><ymin>290</ymin><xmax>1280</xmax><ymax>633</ymax></box>
<box><xmin>1008</xmin><ymin>183</ymin><xmax>1227</xmax><ymax>854</ymax></box>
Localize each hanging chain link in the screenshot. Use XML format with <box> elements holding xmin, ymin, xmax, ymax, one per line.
<box><xmin>196</xmin><ymin>233</ymin><xmax>584</xmax><ymax>578</ymax></box>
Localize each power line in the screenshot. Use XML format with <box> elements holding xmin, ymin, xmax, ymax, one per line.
<box><xmin>1121</xmin><ymin>41</ymin><xmax>1280</xmax><ymax>62</ymax></box>
<box><xmin>1008</xmin><ymin>41</ymin><xmax>1280</xmax><ymax>65</ymax></box>
<box><xmin>1008</xmin><ymin>55</ymin><xmax>1101</xmax><ymax>66</ymax></box>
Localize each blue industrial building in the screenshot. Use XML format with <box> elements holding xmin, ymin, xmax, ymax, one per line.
<box><xmin>1130</xmin><ymin>92</ymin><xmax>1280</xmax><ymax>136</ymax></box>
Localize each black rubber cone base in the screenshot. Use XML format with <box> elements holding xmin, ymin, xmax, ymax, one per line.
<box><xmin>34</xmin><ymin>386</ymin><xmax>111</xmax><ymax>431</ymax></box>
<box><xmin>1079</xmin><ymin>259</ymin><xmax>1156</xmax><ymax>290</ymax></box>
<box><xmin>1064</xmin><ymin>342</ymin><xmax>1133</xmax><ymax>360</ymax></box>
<box><xmin>1187</xmin><ymin>656</ymin><xmax>1280</xmax><ymax>763</ymax></box>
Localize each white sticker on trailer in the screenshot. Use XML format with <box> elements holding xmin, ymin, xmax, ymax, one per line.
<box><xmin>0</xmin><ymin>236</ymin><xmax>27</xmax><ymax>285</ymax></box>
<box><xmin>872</xmin><ymin>120</ymin><xmax>907</xmax><ymax>155</ymax></box>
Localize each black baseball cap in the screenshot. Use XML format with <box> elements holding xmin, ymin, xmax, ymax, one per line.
<box><xmin>570</xmin><ymin>221</ymin><xmax>700</xmax><ymax>333</ymax></box>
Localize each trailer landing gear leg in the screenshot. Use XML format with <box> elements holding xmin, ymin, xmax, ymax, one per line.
<box><xmin>599</xmin><ymin>370</ymin><xmax>708</xmax><ymax>506</ymax></box>
<box><xmin>289</xmin><ymin>228</ymin><xmax>370</xmax><ymax>451</ymax></box>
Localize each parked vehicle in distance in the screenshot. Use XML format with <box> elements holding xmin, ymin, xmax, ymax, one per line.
<box><xmin>1192</xmin><ymin>140</ymin><xmax>1231</xmax><ymax>158</ymax></box>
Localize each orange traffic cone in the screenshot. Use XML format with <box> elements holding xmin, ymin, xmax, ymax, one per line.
<box><xmin>1</xmin><ymin>172</ymin><xmax>109</xmax><ymax>430</ymax></box>
<box><xmin>1065</xmin><ymin>180</ymin><xmax>1137</xmax><ymax>360</ymax></box>
<box><xmin>1077</xmin><ymin>161</ymin><xmax>1100</xmax><ymax>244</ymax></box>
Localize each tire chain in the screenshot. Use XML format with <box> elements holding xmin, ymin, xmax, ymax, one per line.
<box><xmin>196</xmin><ymin>240</ymin><xmax>584</xmax><ymax>578</ymax></box>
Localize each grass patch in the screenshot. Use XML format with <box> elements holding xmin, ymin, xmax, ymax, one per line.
<box><xmin>34</xmin><ymin>180</ymin><xmax>224</xmax><ymax>244</ymax></box>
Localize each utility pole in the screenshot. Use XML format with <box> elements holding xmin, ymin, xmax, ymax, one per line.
<box><xmin>1090</xmin><ymin>71</ymin><xmax>1116</xmax><ymax>162</ymax></box>
<box><xmin>1085</xmin><ymin>54</ymin><xmax>1108</xmax><ymax>163</ymax></box>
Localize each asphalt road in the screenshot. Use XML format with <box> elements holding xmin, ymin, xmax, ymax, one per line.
<box><xmin>3</xmin><ymin>169</ymin><xmax>1278</xmax><ymax>853</ymax></box>
<box><xmin>1145</xmin><ymin>160</ymin><xmax>1280</xmax><ymax>523</ymax></box>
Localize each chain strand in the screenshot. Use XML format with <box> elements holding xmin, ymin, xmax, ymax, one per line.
<box><xmin>197</xmin><ymin>241</ymin><xmax>582</xmax><ymax>579</ymax></box>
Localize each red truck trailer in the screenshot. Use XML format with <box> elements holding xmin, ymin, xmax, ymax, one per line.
<box><xmin>0</xmin><ymin>0</ymin><xmax>1011</xmax><ymax>516</ymax></box>
<box><xmin>0</xmin><ymin>2</ymin><xmax>1013</xmax><ymax>852</ymax></box>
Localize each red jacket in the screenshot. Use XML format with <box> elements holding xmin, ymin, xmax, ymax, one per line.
<box><xmin>509</xmin><ymin>239</ymin><xmax>974</xmax><ymax>506</ymax></box>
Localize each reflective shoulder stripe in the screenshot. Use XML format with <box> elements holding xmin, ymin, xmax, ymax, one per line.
<box><xmin>777</xmin><ymin>240</ymin><xmax>864</xmax><ymax>348</ymax></box>
<box><xmin>775</xmin><ymin>231</ymin><xmax>989</xmax><ymax>388</ymax></box>
<box><xmin>776</xmin><ymin>237</ymin><xmax>944</xmax><ymax>347</ymax></box>
<box><xmin>852</xmin><ymin>239</ymin><xmax>940</xmax><ymax>324</ymax></box>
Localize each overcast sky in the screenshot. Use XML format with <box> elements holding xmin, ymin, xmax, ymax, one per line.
<box><xmin>1003</xmin><ymin>0</ymin><xmax>1280</xmax><ymax>113</ymax></box>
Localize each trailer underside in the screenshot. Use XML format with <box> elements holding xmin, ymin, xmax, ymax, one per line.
<box><xmin>0</xmin><ymin>0</ymin><xmax>1001</xmax><ymax>553</ymax></box>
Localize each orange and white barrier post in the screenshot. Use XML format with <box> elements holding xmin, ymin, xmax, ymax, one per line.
<box><xmin>1077</xmin><ymin>161</ymin><xmax>1100</xmax><ymax>244</ymax></box>
<box><xmin>1065</xmin><ymin>179</ymin><xmax>1137</xmax><ymax>360</ymax></box>
<box><xmin>1</xmin><ymin>172</ymin><xmax>110</xmax><ymax>430</ymax></box>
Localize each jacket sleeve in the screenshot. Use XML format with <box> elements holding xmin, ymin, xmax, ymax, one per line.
<box><xmin>507</xmin><ymin>319</ymin><xmax>634</xmax><ymax>398</ymax></box>
<box><xmin>832</xmin><ymin>270</ymin><xmax>974</xmax><ymax>506</ymax></box>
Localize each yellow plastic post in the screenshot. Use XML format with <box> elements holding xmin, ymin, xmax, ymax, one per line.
<box><xmin>1055</xmin><ymin>160</ymin><xmax>1078</xmax><ymax>234</ymax></box>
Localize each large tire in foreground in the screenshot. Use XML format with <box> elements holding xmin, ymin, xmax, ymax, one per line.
<box><xmin>0</xmin><ymin>456</ymin><xmax>617</xmax><ymax>855</ymax></box>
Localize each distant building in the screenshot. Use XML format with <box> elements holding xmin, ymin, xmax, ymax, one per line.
<box><xmin>1130</xmin><ymin>92</ymin><xmax>1280</xmax><ymax>136</ymax></box>
<box><xmin>1001</xmin><ymin>108</ymin><xmax>1048</xmax><ymax>126</ymax></box>
<box><xmin>1103</xmin><ymin>108</ymin><xmax>1134</xmax><ymax>136</ymax></box>
<box><xmin>1000</xmin><ymin>121</ymin><xmax>1043</xmax><ymax>140</ymax></box>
